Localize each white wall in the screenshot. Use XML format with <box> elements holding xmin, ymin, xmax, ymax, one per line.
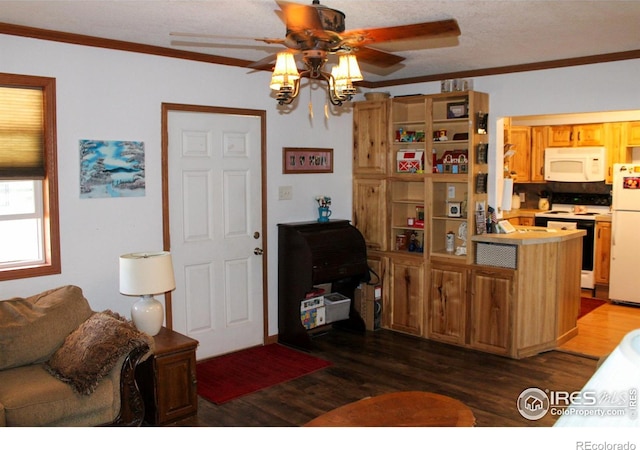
<box><xmin>0</xmin><ymin>34</ymin><xmax>354</xmax><ymax>337</ymax></box>
<box><xmin>2</xmin><ymin>32</ymin><xmax>640</xmax><ymax>337</ymax></box>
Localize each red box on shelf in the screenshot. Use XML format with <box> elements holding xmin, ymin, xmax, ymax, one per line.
<box><xmin>396</xmin><ymin>151</ymin><xmax>424</xmax><ymax>173</ymax></box>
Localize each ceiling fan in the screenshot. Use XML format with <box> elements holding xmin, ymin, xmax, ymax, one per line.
<box><xmin>171</xmin><ymin>0</ymin><xmax>461</xmax><ymax>105</ymax></box>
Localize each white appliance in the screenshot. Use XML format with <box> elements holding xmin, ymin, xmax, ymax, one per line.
<box><xmin>534</xmin><ymin>192</ymin><xmax>611</xmax><ymax>289</ymax></box>
<box><xmin>610</xmin><ymin>163</ymin><xmax>640</xmax><ymax>305</ymax></box>
<box><xmin>544</xmin><ymin>146</ymin><xmax>606</xmax><ymax>182</ymax></box>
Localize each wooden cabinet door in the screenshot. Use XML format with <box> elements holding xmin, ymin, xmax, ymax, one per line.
<box><xmin>154</xmin><ymin>349</ymin><xmax>198</xmax><ymax>424</ymax></box>
<box><xmin>548</xmin><ymin>125</ymin><xmax>574</xmax><ymax>147</ymax></box>
<box><xmin>595</xmin><ymin>222</ymin><xmax>611</xmax><ymax>284</ymax></box>
<box><xmin>519</xmin><ymin>217</ymin><xmax>535</xmax><ymax>226</ymax></box>
<box><xmin>628</xmin><ymin>121</ymin><xmax>640</xmax><ymax>146</ymax></box>
<box><xmin>388</xmin><ymin>255</ymin><xmax>424</xmax><ymax>336</ymax></box>
<box><xmin>469</xmin><ymin>269</ymin><xmax>513</xmax><ymax>356</ymax></box>
<box><xmin>353</xmin><ymin>101</ymin><xmax>388</xmax><ymax>175</ymax></box>
<box><xmin>428</xmin><ymin>263</ymin><xmax>467</xmax><ymax>344</ymax></box>
<box><xmin>353</xmin><ymin>177</ymin><xmax>386</xmax><ymax>250</ymax></box>
<box><xmin>548</xmin><ymin>124</ymin><xmax>604</xmax><ymax>147</ymax></box>
<box><xmin>507</xmin><ymin>126</ymin><xmax>531</xmax><ymax>182</ymax></box>
<box><xmin>575</xmin><ymin>124</ymin><xmax>604</xmax><ymax>146</ymax></box>
<box><xmin>530</xmin><ymin>126</ymin><xmax>547</xmax><ymax>182</ymax></box>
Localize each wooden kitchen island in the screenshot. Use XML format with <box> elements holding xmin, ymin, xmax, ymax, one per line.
<box><xmin>469</xmin><ymin>226</ymin><xmax>585</xmax><ymax>358</ymax></box>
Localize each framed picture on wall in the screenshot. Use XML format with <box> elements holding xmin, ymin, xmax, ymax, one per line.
<box><xmin>283</xmin><ymin>147</ymin><xmax>333</xmax><ymax>174</ymax></box>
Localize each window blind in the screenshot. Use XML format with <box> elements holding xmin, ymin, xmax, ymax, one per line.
<box><xmin>0</xmin><ymin>86</ymin><xmax>45</xmax><ymax>179</ymax></box>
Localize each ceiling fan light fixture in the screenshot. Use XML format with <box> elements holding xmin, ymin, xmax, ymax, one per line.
<box><xmin>339</xmin><ymin>54</ymin><xmax>363</xmax><ymax>82</ymax></box>
<box><xmin>269</xmin><ymin>52</ymin><xmax>300</xmax><ymax>91</ymax></box>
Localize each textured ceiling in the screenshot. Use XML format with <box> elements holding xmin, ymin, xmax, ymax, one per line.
<box><xmin>1</xmin><ymin>0</ymin><xmax>640</xmax><ymax>85</ymax></box>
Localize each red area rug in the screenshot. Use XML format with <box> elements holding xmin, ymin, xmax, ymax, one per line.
<box><xmin>578</xmin><ymin>297</ymin><xmax>606</xmax><ymax>319</ymax></box>
<box><xmin>196</xmin><ymin>343</ymin><xmax>332</xmax><ymax>404</ymax></box>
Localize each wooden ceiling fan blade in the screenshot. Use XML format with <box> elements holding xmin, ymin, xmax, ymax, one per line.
<box><xmin>354</xmin><ymin>46</ymin><xmax>405</xmax><ymax>68</ymax></box>
<box><xmin>275</xmin><ymin>0</ymin><xmax>324</xmax><ymax>32</ymax></box>
<box><xmin>344</xmin><ymin>19</ymin><xmax>460</xmax><ymax>45</ymax></box>
<box><xmin>247</xmin><ymin>52</ymin><xmax>280</xmax><ymax>70</ymax></box>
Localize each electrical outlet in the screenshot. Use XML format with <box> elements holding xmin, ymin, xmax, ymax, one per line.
<box><xmin>278</xmin><ymin>185</ymin><xmax>293</xmax><ymax>200</ymax></box>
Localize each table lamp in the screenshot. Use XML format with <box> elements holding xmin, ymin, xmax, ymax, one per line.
<box><xmin>119</xmin><ymin>251</ymin><xmax>175</xmax><ymax>336</ymax></box>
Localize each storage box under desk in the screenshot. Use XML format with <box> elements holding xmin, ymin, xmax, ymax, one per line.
<box><xmin>324</xmin><ymin>293</ymin><xmax>351</xmax><ymax>323</ymax></box>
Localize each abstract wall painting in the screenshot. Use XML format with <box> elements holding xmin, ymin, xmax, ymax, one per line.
<box><xmin>80</xmin><ymin>140</ymin><xmax>145</xmax><ymax>198</ymax></box>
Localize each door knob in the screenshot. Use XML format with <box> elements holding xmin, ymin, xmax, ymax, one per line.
<box><xmin>254</xmin><ymin>231</ymin><xmax>260</xmax><ymax>239</ymax></box>
<box><xmin>254</xmin><ymin>248</ymin><xmax>264</xmax><ymax>255</ymax></box>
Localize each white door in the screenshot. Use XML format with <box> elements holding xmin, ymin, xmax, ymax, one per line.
<box><xmin>167</xmin><ymin>109</ymin><xmax>264</xmax><ymax>359</ymax></box>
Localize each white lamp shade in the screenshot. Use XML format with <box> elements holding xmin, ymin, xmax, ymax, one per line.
<box><xmin>119</xmin><ymin>251</ymin><xmax>176</xmax><ymax>295</ymax></box>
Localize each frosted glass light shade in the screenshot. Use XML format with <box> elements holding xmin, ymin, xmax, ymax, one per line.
<box><xmin>339</xmin><ymin>54</ymin><xmax>363</xmax><ymax>82</ymax></box>
<box><xmin>270</xmin><ymin>52</ymin><xmax>299</xmax><ymax>91</ymax></box>
<box><xmin>119</xmin><ymin>251</ymin><xmax>175</xmax><ymax>336</ymax></box>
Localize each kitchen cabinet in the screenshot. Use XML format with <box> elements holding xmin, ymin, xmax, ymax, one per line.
<box><xmin>469</xmin><ymin>267</ymin><xmax>513</xmax><ymax>356</ymax></box>
<box><xmin>547</xmin><ymin>124</ymin><xmax>604</xmax><ymax>147</ymax></box>
<box><xmin>388</xmin><ymin>254</ymin><xmax>424</xmax><ymax>336</ymax></box>
<box><xmin>530</xmin><ymin>126</ymin><xmax>547</xmax><ymax>182</ymax></box>
<box><xmin>519</xmin><ymin>217</ymin><xmax>535</xmax><ymax>226</ymax></box>
<box><xmin>504</xmin><ymin>125</ymin><xmax>546</xmax><ymax>183</ymax></box>
<box><xmin>506</xmin><ymin>216</ymin><xmax>534</xmax><ymax>226</ymax></box>
<box><xmin>353</xmin><ymin>177</ymin><xmax>386</xmax><ymax>250</ymax></box>
<box><xmin>507</xmin><ymin>126</ymin><xmax>531</xmax><ymax>181</ymax></box>
<box><xmin>627</xmin><ymin>121</ymin><xmax>640</xmax><ymax>146</ymax></box>
<box><xmin>604</xmin><ymin>122</ymin><xmax>632</xmax><ymax>184</ymax></box>
<box><xmin>353</xmin><ymin>100</ymin><xmax>389</xmax><ymax>175</ymax></box>
<box><xmin>594</xmin><ymin>221</ymin><xmax>611</xmax><ymax>285</ymax></box>
<box><xmin>427</xmin><ymin>262</ymin><xmax>467</xmax><ymax>345</ymax></box>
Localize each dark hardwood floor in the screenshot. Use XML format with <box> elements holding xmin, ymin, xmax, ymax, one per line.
<box><xmin>174</xmin><ymin>328</ymin><xmax>598</xmax><ymax>427</ymax></box>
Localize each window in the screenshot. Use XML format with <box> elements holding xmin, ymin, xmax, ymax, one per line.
<box><xmin>0</xmin><ymin>73</ymin><xmax>60</xmax><ymax>281</ymax></box>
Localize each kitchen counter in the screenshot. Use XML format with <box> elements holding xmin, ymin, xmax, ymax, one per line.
<box><xmin>470</xmin><ymin>224</ymin><xmax>583</xmax><ymax>358</ymax></box>
<box><xmin>595</xmin><ymin>214</ymin><xmax>612</xmax><ymax>222</ymax></box>
<box><xmin>501</xmin><ymin>208</ymin><xmax>541</xmax><ymax>219</ymax></box>
<box><xmin>471</xmin><ymin>226</ymin><xmax>585</xmax><ymax>246</ymax></box>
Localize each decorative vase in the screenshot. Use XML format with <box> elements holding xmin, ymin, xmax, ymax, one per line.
<box><xmin>317</xmin><ymin>207</ymin><xmax>331</xmax><ymax>223</ymax></box>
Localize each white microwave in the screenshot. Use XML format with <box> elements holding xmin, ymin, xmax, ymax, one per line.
<box><xmin>544</xmin><ymin>146</ymin><xmax>606</xmax><ymax>182</ymax></box>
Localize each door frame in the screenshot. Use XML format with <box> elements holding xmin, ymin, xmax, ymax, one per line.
<box><xmin>160</xmin><ymin>102</ymin><xmax>269</xmax><ymax>343</ymax></box>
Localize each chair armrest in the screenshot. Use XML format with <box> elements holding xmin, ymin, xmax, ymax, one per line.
<box><xmin>103</xmin><ymin>344</ymin><xmax>151</xmax><ymax>427</ymax></box>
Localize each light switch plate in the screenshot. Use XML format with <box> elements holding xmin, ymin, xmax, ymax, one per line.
<box><xmin>278</xmin><ymin>186</ymin><xmax>293</xmax><ymax>200</ymax></box>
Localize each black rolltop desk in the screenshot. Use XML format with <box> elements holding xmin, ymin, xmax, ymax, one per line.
<box><xmin>278</xmin><ymin>220</ymin><xmax>369</xmax><ymax>350</ymax></box>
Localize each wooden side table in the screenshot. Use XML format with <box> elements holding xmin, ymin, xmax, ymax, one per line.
<box><xmin>135</xmin><ymin>327</ymin><xmax>199</xmax><ymax>425</ymax></box>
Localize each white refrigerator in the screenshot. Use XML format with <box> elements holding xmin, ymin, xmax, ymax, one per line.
<box><xmin>609</xmin><ymin>163</ymin><xmax>640</xmax><ymax>305</ymax></box>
